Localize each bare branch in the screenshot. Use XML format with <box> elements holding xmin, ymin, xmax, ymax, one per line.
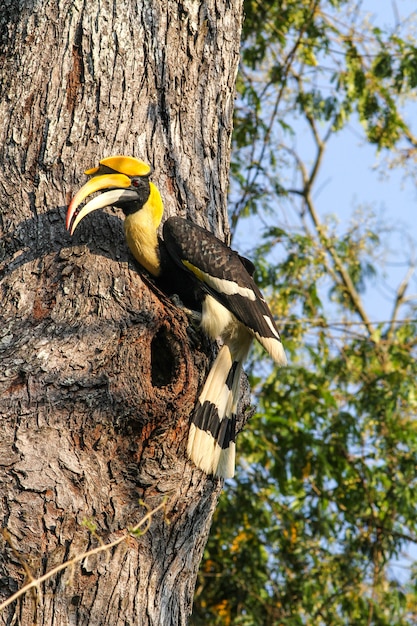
<box><xmin>0</xmin><ymin>499</ymin><xmax>168</xmax><ymax>614</ymax></box>
<box><xmin>387</xmin><ymin>264</ymin><xmax>416</xmax><ymax>338</ymax></box>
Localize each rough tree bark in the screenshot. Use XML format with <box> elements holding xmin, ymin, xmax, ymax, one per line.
<box><xmin>0</xmin><ymin>0</ymin><xmax>243</xmax><ymax>623</ymax></box>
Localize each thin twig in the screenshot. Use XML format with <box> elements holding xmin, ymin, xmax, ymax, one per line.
<box><xmin>387</xmin><ymin>264</ymin><xmax>416</xmax><ymax>339</ymax></box>
<box><xmin>0</xmin><ymin>499</ymin><xmax>167</xmax><ymax>613</ymax></box>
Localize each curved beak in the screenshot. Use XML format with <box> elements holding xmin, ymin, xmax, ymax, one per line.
<box><xmin>66</xmin><ymin>173</ymin><xmax>136</xmax><ymax>235</ymax></box>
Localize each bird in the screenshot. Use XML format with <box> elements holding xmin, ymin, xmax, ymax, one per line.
<box><xmin>66</xmin><ymin>155</ymin><xmax>286</xmax><ymax>479</ymax></box>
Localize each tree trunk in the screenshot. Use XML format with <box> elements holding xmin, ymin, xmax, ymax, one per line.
<box><xmin>0</xmin><ymin>0</ymin><xmax>243</xmax><ymax>623</ymax></box>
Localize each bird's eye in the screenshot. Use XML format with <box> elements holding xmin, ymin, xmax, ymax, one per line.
<box><xmin>132</xmin><ymin>179</ymin><xmax>140</xmax><ymax>187</ymax></box>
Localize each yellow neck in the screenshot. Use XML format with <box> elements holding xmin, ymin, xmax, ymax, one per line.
<box><xmin>124</xmin><ymin>182</ymin><xmax>163</xmax><ymax>277</ymax></box>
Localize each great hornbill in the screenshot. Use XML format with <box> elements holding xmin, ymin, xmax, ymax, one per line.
<box><xmin>66</xmin><ymin>156</ymin><xmax>286</xmax><ymax>478</ymax></box>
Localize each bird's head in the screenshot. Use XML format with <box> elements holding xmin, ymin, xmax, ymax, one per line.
<box><xmin>66</xmin><ymin>156</ymin><xmax>160</xmax><ymax>235</ymax></box>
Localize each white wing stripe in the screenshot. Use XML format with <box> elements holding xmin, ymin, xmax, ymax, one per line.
<box><xmin>183</xmin><ymin>261</ymin><xmax>257</xmax><ymax>301</ymax></box>
<box><xmin>205</xmin><ymin>274</ymin><xmax>257</xmax><ymax>300</ymax></box>
<box><xmin>263</xmin><ymin>314</ymin><xmax>281</xmax><ymax>339</ymax></box>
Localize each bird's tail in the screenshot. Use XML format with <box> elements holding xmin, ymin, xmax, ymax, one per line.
<box><xmin>187</xmin><ymin>344</ymin><xmax>245</xmax><ymax>479</ymax></box>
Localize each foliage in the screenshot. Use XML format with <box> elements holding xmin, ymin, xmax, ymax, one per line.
<box><xmin>192</xmin><ymin>1</ymin><xmax>417</xmax><ymax>624</ymax></box>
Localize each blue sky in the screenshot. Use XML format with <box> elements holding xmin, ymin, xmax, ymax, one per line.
<box><xmin>315</xmin><ymin>1</ymin><xmax>416</xmax><ymax>237</ymax></box>
<box><xmin>234</xmin><ymin>0</ymin><xmax>417</xmax><ymax>324</ymax></box>
<box><xmin>311</xmin><ymin>0</ymin><xmax>417</xmax><ymax>320</ymax></box>
<box><xmin>324</xmin><ymin>0</ymin><xmax>417</xmax><ymax>224</ymax></box>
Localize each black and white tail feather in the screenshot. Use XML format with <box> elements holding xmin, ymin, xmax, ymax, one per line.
<box><xmin>187</xmin><ymin>310</ymin><xmax>285</xmax><ymax>479</ymax></box>
<box><xmin>187</xmin><ymin>330</ymin><xmax>252</xmax><ymax>479</ymax></box>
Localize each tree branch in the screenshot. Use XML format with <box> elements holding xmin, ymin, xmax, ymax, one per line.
<box><xmin>387</xmin><ymin>264</ymin><xmax>415</xmax><ymax>339</ymax></box>
<box><xmin>290</xmin><ymin>78</ymin><xmax>376</xmax><ymax>338</ymax></box>
<box><xmin>0</xmin><ymin>500</ymin><xmax>168</xmax><ymax>613</ymax></box>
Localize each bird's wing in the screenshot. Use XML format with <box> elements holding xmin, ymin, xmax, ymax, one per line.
<box><xmin>163</xmin><ymin>217</ymin><xmax>286</xmax><ymax>365</ymax></box>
